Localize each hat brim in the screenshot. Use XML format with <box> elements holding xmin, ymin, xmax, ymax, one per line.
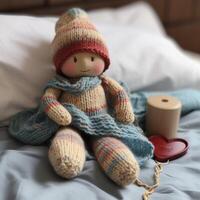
<box><xmin>53</xmin><ymin>41</ymin><xmax>110</xmax><ymax>74</ymax></box>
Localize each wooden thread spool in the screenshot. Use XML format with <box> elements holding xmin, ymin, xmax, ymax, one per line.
<box><xmin>146</xmin><ymin>95</ymin><xmax>182</xmax><ymax>139</ymax></box>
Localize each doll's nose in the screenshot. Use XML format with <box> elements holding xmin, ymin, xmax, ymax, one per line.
<box><xmin>79</xmin><ymin>57</ymin><xmax>92</xmax><ymax>68</ymax></box>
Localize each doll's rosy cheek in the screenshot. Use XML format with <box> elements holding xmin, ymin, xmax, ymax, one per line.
<box><xmin>93</xmin><ymin>62</ymin><xmax>105</xmax><ymax>74</ymax></box>
<box><xmin>62</xmin><ymin>61</ymin><xmax>76</xmax><ymax>75</ymax></box>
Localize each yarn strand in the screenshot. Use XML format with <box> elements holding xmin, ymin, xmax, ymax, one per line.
<box><xmin>135</xmin><ymin>161</ymin><xmax>167</xmax><ymax>200</ymax></box>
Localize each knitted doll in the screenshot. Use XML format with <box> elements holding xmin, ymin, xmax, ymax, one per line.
<box><xmin>9</xmin><ymin>8</ymin><xmax>153</xmax><ymax>186</ymax></box>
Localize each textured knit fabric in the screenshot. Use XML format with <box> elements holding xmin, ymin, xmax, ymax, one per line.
<box><xmin>46</xmin><ymin>75</ymin><xmax>101</xmax><ymax>95</ymax></box>
<box><xmin>52</xmin><ymin>8</ymin><xmax>110</xmax><ymax>73</ymax></box>
<box><xmin>48</xmin><ymin>127</ymin><xmax>86</xmax><ymax>178</ymax></box>
<box><xmin>9</xmin><ymin>75</ymin><xmax>154</xmax><ymax>166</ymax></box>
<box><xmin>92</xmin><ymin>136</ymin><xmax>140</xmax><ymax>186</ymax></box>
<box><xmin>43</xmin><ymin>74</ymin><xmax>135</xmax><ymax>125</ymax></box>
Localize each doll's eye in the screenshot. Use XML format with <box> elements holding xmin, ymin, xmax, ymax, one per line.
<box><xmin>91</xmin><ymin>57</ymin><xmax>94</xmax><ymax>62</ymax></box>
<box><xmin>73</xmin><ymin>57</ymin><xmax>77</xmax><ymax>63</ymax></box>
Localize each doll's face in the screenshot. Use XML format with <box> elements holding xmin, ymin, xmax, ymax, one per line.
<box><xmin>61</xmin><ymin>52</ymin><xmax>105</xmax><ymax>77</ymax></box>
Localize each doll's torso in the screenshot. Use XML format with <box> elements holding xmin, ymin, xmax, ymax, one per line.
<box><xmin>59</xmin><ymin>83</ymin><xmax>108</xmax><ymax>115</ymax></box>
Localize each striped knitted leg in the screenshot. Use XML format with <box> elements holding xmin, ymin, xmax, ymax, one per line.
<box><xmin>92</xmin><ymin>136</ymin><xmax>140</xmax><ymax>186</ymax></box>
<box><xmin>48</xmin><ymin>127</ymin><xmax>86</xmax><ymax>179</ymax></box>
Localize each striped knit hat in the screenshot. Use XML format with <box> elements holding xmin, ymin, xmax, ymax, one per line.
<box><xmin>52</xmin><ymin>8</ymin><xmax>110</xmax><ymax>74</ymax></box>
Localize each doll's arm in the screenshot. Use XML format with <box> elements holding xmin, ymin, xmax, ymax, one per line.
<box><xmin>41</xmin><ymin>87</ymin><xmax>72</xmax><ymax>126</ymax></box>
<box><xmin>101</xmin><ymin>76</ymin><xmax>135</xmax><ymax>124</ymax></box>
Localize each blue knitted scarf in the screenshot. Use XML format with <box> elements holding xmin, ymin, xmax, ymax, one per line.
<box><xmin>46</xmin><ymin>75</ymin><xmax>101</xmax><ymax>95</ymax></box>
<box><xmin>9</xmin><ymin>75</ymin><xmax>154</xmax><ymax>166</ymax></box>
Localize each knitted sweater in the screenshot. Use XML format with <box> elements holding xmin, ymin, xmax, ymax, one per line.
<box><xmin>9</xmin><ymin>75</ymin><xmax>154</xmax><ymax>166</ymax></box>
<box><xmin>42</xmin><ymin>75</ymin><xmax>135</xmax><ymax>126</ymax></box>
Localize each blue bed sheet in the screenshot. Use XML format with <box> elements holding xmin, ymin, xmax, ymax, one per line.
<box><xmin>0</xmin><ymin>111</ymin><xmax>200</xmax><ymax>200</ymax></box>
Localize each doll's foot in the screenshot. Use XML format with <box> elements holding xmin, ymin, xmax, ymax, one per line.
<box><xmin>92</xmin><ymin>136</ymin><xmax>140</xmax><ymax>186</ymax></box>
<box><xmin>48</xmin><ymin>127</ymin><xmax>86</xmax><ymax>179</ymax></box>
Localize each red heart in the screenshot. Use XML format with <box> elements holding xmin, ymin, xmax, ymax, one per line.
<box><xmin>149</xmin><ymin>135</ymin><xmax>189</xmax><ymax>162</ymax></box>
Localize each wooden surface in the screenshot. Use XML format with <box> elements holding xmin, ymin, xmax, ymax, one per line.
<box><xmin>166</xmin><ymin>0</ymin><xmax>194</xmax><ymax>22</ymax></box>
<box><xmin>163</xmin><ymin>0</ymin><xmax>200</xmax><ymax>53</ymax></box>
<box><xmin>0</xmin><ymin>0</ymin><xmax>43</xmax><ymax>10</ymax></box>
<box><xmin>0</xmin><ymin>0</ymin><xmax>199</xmax><ymax>53</ymax></box>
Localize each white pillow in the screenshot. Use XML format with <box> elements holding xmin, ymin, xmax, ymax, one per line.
<box><xmin>89</xmin><ymin>1</ymin><xmax>165</xmax><ymax>36</ymax></box>
<box><xmin>0</xmin><ymin>15</ymin><xmax>55</xmax><ymax>124</ymax></box>
<box><xmin>103</xmin><ymin>25</ymin><xmax>200</xmax><ymax>91</ymax></box>
<box><xmin>0</xmin><ymin>1</ymin><xmax>200</xmax><ymax>124</ymax></box>
<box><xmin>89</xmin><ymin>2</ymin><xmax>200</xmax><ymax>91</ymax></box>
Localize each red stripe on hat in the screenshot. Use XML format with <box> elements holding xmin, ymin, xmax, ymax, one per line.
<box><xmin>53</xmin><ymin>40</ymin><xmax>110</xmax><ymax>74</ymax></box>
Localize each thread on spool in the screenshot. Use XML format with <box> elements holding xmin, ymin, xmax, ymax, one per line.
<box><xmin>146</xmin><ymin>95</ymin><xmax>182</xmax><ymax>139</ymax></box>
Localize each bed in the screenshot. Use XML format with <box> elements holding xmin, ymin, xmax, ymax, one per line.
<box><xmin>1</xmin><ymin>110</ymin><xmax>200</xmax><ymax>200</ymax></box>
<box><xmin>0</xmin><ymin>2</ymin><xmax>200</xmax><ymax>200</ymax></box>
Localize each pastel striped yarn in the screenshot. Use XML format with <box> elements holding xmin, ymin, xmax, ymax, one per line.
<box><xmin>41</xmin><ymin>75</ymin><xmax>135</xmax><ymax>125</ymax></box>
<box><xmin>92</xmin><ymin>136</ymin><xmax>140</xmax><ymax>186</ymax></box>
<box><xmin>52</xmin><ymin>8</ymin><xmax>110</xmax><ymax>74</ymax></box>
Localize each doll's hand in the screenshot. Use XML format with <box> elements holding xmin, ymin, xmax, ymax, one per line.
<box><xmin>41</xmin><ymin>87</ymin><xmax>72</xmax><ymax>126</ymax></box>
<box><xmin>115</xmin><ymin>110</ymin><xmax>135</xmax><ymax>124</ymax></box>
<box><xmin>56</xmin><ymin>110</ymin><xmax>72</xmax><ymax>126</ymax></box>
<box><xmin>47</xmin><ymin>107</ymin><xmax>72</xmax><ymax>126</ymax></box>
